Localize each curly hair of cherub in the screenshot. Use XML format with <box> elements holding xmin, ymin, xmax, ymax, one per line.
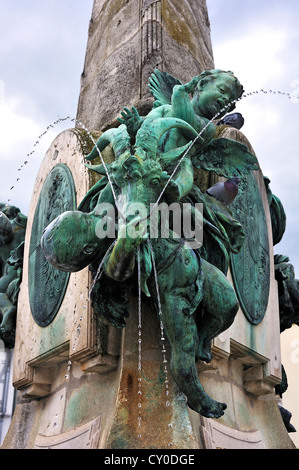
<box><xmin>197</xmin><ymin>69</ymin><xmax>244</xmax><ymax>100</ymax></box>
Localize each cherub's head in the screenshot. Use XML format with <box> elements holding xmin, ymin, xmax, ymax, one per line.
<box><xmin>41</xmin><ymin>211</ymin><xmax>101</xmax><ymax>272</ymax></box>
<box><xmin>191</xmin><ymin>69</ymin><xmax>244</xmax><ymax>119</ymax></box>
<box><xmin>0</xmin><ymin>203</ymin><xmax>20</xmax><ymax>220</ymax></box>
<box><xmin>0</xmin><ymin>212</ymin><xmax>13</xmax><ymax>247</ymax></box>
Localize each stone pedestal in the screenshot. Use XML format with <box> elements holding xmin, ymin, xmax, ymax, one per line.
<box><xmin>2</xmin><ymin>126</ymin><xmax>295</xmax><ymax>449</ymax></box>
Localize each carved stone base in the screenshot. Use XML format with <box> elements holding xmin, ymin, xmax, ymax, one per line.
<box><xmin>200</xmin><ymin>419</ymin><xmax>265</xmax><ymax>449</ymax></box>
<box><xmin>3</xmin><ymin>298</ymin><xmax>295</xmax><ymax>449</ymax></box>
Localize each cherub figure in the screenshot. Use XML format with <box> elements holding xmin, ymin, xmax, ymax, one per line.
<box><xmin>43</xmin><ymin>69</ymin><xmax>258</xmax><ymax>418</ymax></box>
<box><xmin>118</xmin><ymin>69</ymin><xmax>244</xmax><ymax>201</ymax></box>
<box><xmin>0</xmin><ymin>204</ymin><xmax>27</xmax><ymax>348</ymax></box>
<box><xmin>85</xmin><ymin>70</ymin><xmax>254</xmax><ymax>275</ymax></box>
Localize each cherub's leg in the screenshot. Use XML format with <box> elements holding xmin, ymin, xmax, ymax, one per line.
<box><xmin>0</xmin><ymin>272</ymin><xmax>16</xmax><ymax>294</ymax></box>
<box><xmin>0</xmin><ymin>293</ymin><xmax>16</xmax><ymax>348</ymax></box>
<box><xmin>160</xmin><ymin>293</ymin><xmax>227</xmax><ymax>418</ymax></box>
<box><xmin>196</xmin><ymin>259</ymin><xmax>239</xmax><ymax>363</ymax></box>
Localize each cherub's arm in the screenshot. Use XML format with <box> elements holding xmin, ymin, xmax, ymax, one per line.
<box><xmin>117</xmin><ymin>105</ymin><xmax>167</xmax><ymax>137</ymax></box>
<box><xmin>117</xmin><ymin>107</ymin><xmax>145</xmax><ymax>137</ymax></box>
<box><xmin>171</xmin><ymin>76</ymin><xmax>200</xmax><ymax>128</ymax></box>
<box><xmin>172</xmin><ymin>78</ymin><xmax>217</xmax><ymax>145</ymax></box>
<box><xmin>104</xmin><ymin>217</ymin><xmax>147</xmax><ymax>282</ymax></box>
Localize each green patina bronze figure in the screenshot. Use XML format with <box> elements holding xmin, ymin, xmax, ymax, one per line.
<box><xmin>274</xmin><ymin>254</ymin><xmax>299</xmax><ymax>333</ymax></box>
<box><xmin>42</xmin><ymin>69</ymin><xmax>259</xmax><ymax>418</ymax></box>
<box><xmin>264</xmin><ymin>176</ymin><xmax>298</xmax><ymax>332</ymax></box>
<box><xmin>264</xmin><ymin>177</ymin><xmax>298</xmax><ymax>432</ymax></box>
<box><xmin>90</xmin><ymin>69</ymin><xmax>245</xmax><ymax>203</ymax></box>
<box><xmin>86</xmin><ymin>70</ymin><xmax>255</xmax><ymax>274</ymax></box>
<box><xmin>0</xmin><ymin>204</ymin><xmax>27</xmax><ymax>348</ymax></box>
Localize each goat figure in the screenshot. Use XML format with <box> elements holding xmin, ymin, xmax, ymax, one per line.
<box><xmin>42</xmin><ymin>116</ymin><xmax>258</xmax><ymax>418</ymax></box>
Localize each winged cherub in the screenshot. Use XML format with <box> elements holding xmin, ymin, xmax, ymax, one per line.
<box><xmin>85</xmin><ymin>69</ymin><xmax>256</xmax><ymax>275</ymax></box>
<box><xmin>118</xmin><ymin>69</ymin><xmax>244</xmax><ymax>201</ymax></box>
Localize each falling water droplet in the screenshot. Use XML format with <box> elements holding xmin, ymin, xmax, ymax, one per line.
<box><xmin>136</xmin><ymin>246</ymin><xmax>143</xmax><ymax>442</ymax></box>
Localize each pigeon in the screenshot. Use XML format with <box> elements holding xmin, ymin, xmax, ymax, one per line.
<box><xmin>217</xmin><ymin>112</ymin><xmax>244</xmax><ymax>130</ymax></box>
<box><xmin>279</xmin><ymin>406</ymin><xmax>296</xmax><ymax>433</ymax></box>
<box><xmin>206</xmin><ymin>177</ymin><xmax>241</xmax><ymax>205</ymax></box>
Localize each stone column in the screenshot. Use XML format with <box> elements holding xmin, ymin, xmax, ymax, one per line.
<box><xmin>76</xmin><ymin>0</ymin><xmax>214</xmax><ymax>131</ymax></box>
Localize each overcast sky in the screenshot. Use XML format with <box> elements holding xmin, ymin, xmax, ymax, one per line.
<box><xmin>207</xmin><ymin>0</ymin><xmax>299</xmax><ymax>275</ymax></box>
<box><xmin>0</xmin><ymin>0</ymin><xmax>299</xmax><ymax>274</ymax></box>
<box><xmin>0</xmin><ymin>0</ymin><xmax>94</xmax><ymax>212</ymax></box>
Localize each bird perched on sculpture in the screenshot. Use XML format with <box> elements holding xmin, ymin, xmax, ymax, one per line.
<box><xmin>217</xmin><ymin>112</ymin><xmax>244</xmax><ymax>130</ymax></box>
<box><xmin>206</xmin><ymin>177</ymin><xmax>241</xmax><ymax>205</ymax></box>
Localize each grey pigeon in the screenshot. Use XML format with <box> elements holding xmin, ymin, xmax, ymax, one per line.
<box><xmin>217</xmin><ymin>112</ymin><xmax>244</xmax><ymax>130</ymax></box>
<box><xmin>206</xmin><ymin>177</ymin><xmax>241</xmax><ymax>205</ymax></box>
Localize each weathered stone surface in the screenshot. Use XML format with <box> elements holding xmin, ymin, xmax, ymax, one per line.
<box><xmin>76</xmin><ymin>0</ymin><xmax>214</xmax><ymax>131</ymax></box>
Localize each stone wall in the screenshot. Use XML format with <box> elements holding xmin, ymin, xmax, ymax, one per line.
<box><xmin>76</xmin><ymin>0</ymin><xmax>214</xmax><ymax>131</ymax></box>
